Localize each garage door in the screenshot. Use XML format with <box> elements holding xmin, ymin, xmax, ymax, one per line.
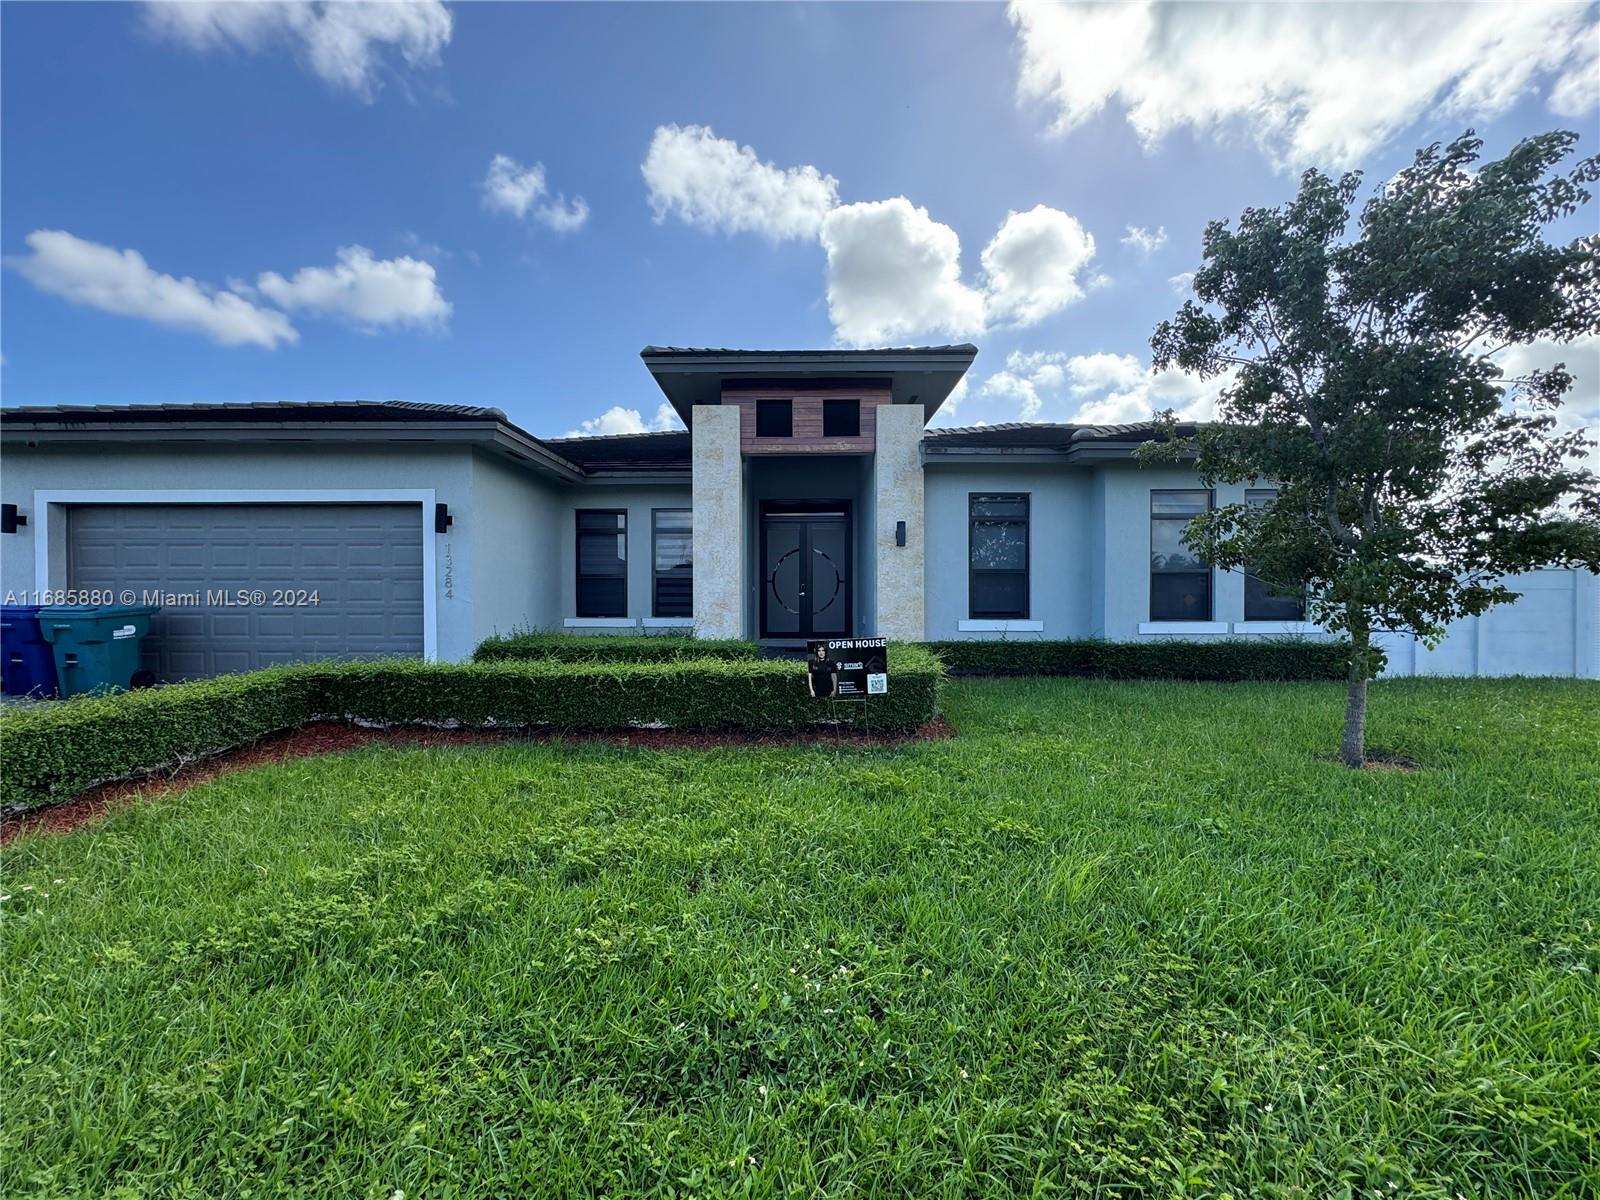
<box><xmin>68</xmin><ymin>503</ymin><xmax>424</xmax><ymax>680</ymax></box>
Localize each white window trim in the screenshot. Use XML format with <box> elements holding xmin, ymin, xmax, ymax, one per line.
<box><xmin>1231</xmin><ymin>621</ymin><xmax>1322</xmax><ymax>635</ymax></box>
<box><xmin>641</xmin><ymin>616</ymin><xmax>694</xmax><ymax>629</ymax></box>
<box><xmin>958</xmin><ymin>619</ymin><xmax>1044</xmax><ymax>633</ymax></box>
<box><xmin>1138</xmin><ymin>621</ymin><xmax>1229</xmax><ymax>635</ymax></box>
<box><xmin>33</xmin><ymin>488</ymin><xmax>438</xmax><ymax>660</ymax></box>
<box><xmin>563</xmin><ymin>617</ymin><xmax>638</xmax><ymax>629</ymax></box>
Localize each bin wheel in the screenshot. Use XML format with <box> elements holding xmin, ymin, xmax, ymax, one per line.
<box><xmin>131</xmin><ymin>670</ymin><xmax>158</xmax><ymax>690</ymax></box>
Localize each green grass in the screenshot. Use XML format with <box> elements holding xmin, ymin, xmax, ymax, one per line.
<box><xmin>3</xmin><ymin>678</ymin><xmax>1597</xmax><ymax>1198</ymax></box>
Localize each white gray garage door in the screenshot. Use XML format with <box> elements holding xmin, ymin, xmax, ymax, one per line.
<box><xmin>68</xmin><ymin>503</ymin><xmax>424</xmax><ymax>680</ymax></box>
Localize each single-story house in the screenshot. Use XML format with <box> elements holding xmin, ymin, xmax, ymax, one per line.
<box><xmin>2</xmin><ymin>345</ymin><xmax>1595</xmax><ymax>678</ymax></box>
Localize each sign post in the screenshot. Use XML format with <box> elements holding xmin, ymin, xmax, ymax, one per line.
<box><xmin>806</xmin><ymin>637</ymin><xmax>888</xmax><ymax>700</ymax></box>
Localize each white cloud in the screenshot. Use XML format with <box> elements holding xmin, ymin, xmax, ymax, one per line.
<box><xmin>1008</xmin><ymin>0</ymin><xmax>1599</xmax><ymax>170</ymax></box>
<box><xmin>1495</xmin><ymin>334</ymin><xmax>1600</xmax><ymax>442</ymax></box>
<box><xmin>981</xmin><ymin>205</ymin><xmax>1097</xmax><ymax>326</ymax></box>
<box><xmin>820</xmin><ymin>198</ymin><xmax>987</xmax><ymax>346</ymax></box>
<box><xmin>642</xmin><ymin>124</ymin><xmax>840</xmax><ymax>241</ymax></box>
<box><xmin>481</xmin><ymin>154</ymin><xmax>589</xmax><ymax>233</ymax></box>
<box><xmin>1168</xmin><ymin>271</ymin><xmax>1196</xmax><ymax>297</ymax></box>
<box><xmin>1121</xmin><ymin>225</ymin><xmax>1167</xmax><ymax>256</ymax></box>
<box><xmin>9</xmin><ymin>229</ymin><xmax>296</xmax><ymax>348</ymax></box>
<box><xmin>255</xmin><ymin>245</ymin><xmax>450</xmax><ymax>330</ymax></box>
<box><xmin>142</xmin><ymin>0</ymin><xmax>451</xmax><ymax>99</ymax></box>
<box><xmin>564</xmin><ymin>401</ymin><xmax>682</xmax><ymax>438</ymax></box>
<box><xmin>980</xmin><ymin>347</ymin><xmax>1231</xmax><ymax>425</ymax></box>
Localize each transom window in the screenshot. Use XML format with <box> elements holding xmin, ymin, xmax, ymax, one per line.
<box><xmin>969</xmin><ymin>493</ymin><xmax>1029</xmax><ymax>619</ymax></box>
<box><xmin>575</xmin><ymin>509</ymin><xmax>626</xmax><ymax>618</ymax></box>
<box><xmin>652</xmin><ymin>509</ymin><xmax>693</xmax><ymax>618</ymax></box>
<box><xmin>1150</xmin><ymin>489</ymin><xmax>1212</xmax><ymax>621</ymax></box>
<box><xmin>1243</xmin><ymin>489</ymin><xmax>1306</xmax><ymax>620</ymax></box>
<box><xmin>756</xmin><ymin>399</ymin><xmax>792</xmax><ymax>438</ymax></box>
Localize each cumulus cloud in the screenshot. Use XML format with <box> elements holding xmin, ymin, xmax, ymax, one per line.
<box><xmin>642</xmin><ymin>124</ymin><xmax>840</xmax><ymax>241</ymax></box>
<box><xmin>142</xmin><ymin>0</ymin><xmax>451</xmax><ymax>99</ymax></box>
<box><xmin>819</xmin><ymin>198</ymin><xmax>987</xmax><ymax>346</ymax></box>
<box><xmin>481</xmin><ymin>154</ymin><xmax>589</xmax><ymax>233</ymax></box>
<box><xmin>255</xmin><ymin>245</ymin><xmax>450</xmax><ymax>330</ymax></box>
<box><xmin>1168</xmin><ymin>271</ymin><xmax>1196</xmax><ymax>297</ymax></box>
<box><xmin>1121</xmin><ymin>225</ymin><xmax>1167</xmax><ymax>256</ymax></box>
<box><xmin>980</xmin><ymin>348</ymin><xmax>1231</xmax><ymax>424</ymax></box>
<box><xmin>640</xmin><ymin>127</ymin><xmax>1097</xmax><ymax>344</ymax></box>
<box><xmin>9</xmin><ymin>229</ymin><xmax>296</xmax><ymax>348</ymax></box>
<box><xmin>1008</xmin><ymin>0</ymin><xmax>1599</xmax><ymax>170</ymax></box>
<box><xmin>981</xmin><ymin>205</ymin><xmax>1097</xmax><ymax>326</ymax></box>
<box><xmin>564</xmin><ymin>401</ymin><xmax>682</xmax><ymax>438</ymax></box>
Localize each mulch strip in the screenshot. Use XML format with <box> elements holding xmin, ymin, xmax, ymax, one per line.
<box><xmin>1</xmin><ymin>717</ymin><xmax>953</xmax><ymax>845</ymax></box>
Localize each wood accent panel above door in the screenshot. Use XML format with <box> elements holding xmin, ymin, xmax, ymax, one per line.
<box><xmin>724</xmin><ymin>381</ymin><xmax>894</xmax><ymax>455</ymax></box>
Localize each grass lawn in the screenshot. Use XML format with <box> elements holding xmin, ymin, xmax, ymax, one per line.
<box><xmin>3</xmin><ymin>678</ymin><xmax>1597</xmax><ymax>1198</ymax></box>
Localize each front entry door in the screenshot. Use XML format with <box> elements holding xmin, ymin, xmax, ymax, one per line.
<box><xmin>760</xmin><ymin>503</ymin><xmax>851</xmax><ymax>639</ymax></box>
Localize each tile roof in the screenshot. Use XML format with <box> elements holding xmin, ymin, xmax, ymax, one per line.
<box><xmin>1</xmin><ymin>400</ymin><xmax>507</xmax><ymax>421</ymax></box>
<box><xmin>544</xmin><ymin>429</ymin><xmax>690</xmax><ymax>470</ymax></box>
<box><xmin>641</xmin><ymin>345</ymin><xmax>977</xmax><ymax>356</ymax></box>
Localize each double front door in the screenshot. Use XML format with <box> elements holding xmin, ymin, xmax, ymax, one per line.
<box><xmin>760</xmin><ymin>502</ymin><xmax>851</xmax><ymax>640</ymax></box>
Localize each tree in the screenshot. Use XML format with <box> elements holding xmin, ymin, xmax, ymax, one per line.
<box><xmin>1144</xmin><ymin>130</ymin><xmax>1600</xmax><ymax>767</ymax></box>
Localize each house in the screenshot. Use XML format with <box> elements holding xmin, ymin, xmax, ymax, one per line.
<box><xmin>2</xmin><ymin>345</ymin><xmax>1595</xmax><ymax>679</ymax></box>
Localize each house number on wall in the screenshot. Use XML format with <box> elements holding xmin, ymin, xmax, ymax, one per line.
<box><xmin>444</xmin><ymin>544</ymin><xmax>455</xmax><ymax>599</ymax></box>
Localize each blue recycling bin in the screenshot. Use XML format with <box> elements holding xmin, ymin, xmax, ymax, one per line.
<box><xmin>0</xmin><ymin>604</ymin><xmax>60</xmax><ymax>697</ymax></box>
<box><xmin>37</xmin><ymin>604</ymin><xmax>160</xmax><ymax>698</ymax></box>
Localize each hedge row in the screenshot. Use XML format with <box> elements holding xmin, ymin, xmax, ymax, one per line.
<box><xmin>472</xmin><ymin>632</ymin><xmax>759</xmax><ymax>664</ymax></box>
<box><xmin>0</xmin><ymin>648</ymin><xmax>944</xmax><ymax>813</ymax></box>
<box><xmin>924</xmin><ymin>638</ymin><xmax>1353</xmax><ymax>681</ymax></box>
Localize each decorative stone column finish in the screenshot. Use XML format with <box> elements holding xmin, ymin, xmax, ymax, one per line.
<box><xmin>874</xmin><ymin>404</ymin><xmax>926</xmax><ymax>641</ymax></box>
<box><xmin>691</xmin><ymin>404</ymin><xmax>745</xmax><ymax>639</ymax></box>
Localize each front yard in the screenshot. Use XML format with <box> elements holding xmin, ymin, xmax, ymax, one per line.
<box><xmin>3</xmin><ymin>678</ymin><xmax>1597</xmax><ymax>1197</ymax></box>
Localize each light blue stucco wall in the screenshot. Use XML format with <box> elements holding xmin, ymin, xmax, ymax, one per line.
<box><xmin>553</xmin><ymin>483</ymin><xmax>694</xmax><ymax>629</ymax></box>
<box><xmin>0</xmin><ymin>442</ymin><xmax>490</xmax><ymax>662</ymax></box>
<box><xmin>923</xmin><ymin>464</ymin><xmax>1096</xmax><ymax>639</ymax></box>
<box><xmin>468</xmin><ymin>450</ymin><xmax>564</xmax><ymax>644</ymax></box>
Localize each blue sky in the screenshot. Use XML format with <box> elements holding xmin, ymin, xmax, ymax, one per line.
<box><xmin>3</xmin><ymin>1</ymin><xmax>1597</xmax><ymax>439</ymax></box>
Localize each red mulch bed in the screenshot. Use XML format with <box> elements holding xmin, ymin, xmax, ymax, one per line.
<box><xmin>1</xmin><ymin>717</ymin><xmax>953</xmax><ymax>845</ymax></box>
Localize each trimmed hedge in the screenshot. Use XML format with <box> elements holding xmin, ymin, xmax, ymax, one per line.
<box><xmin>0</xmin><ymin>647</ymin><xmax>944</xmax><ymax>813</ymax></box>
<box><xmin>472</xmin><ymin>632</ymin><xmax>759</xmax><ymax>664</ymax></box>
<box><xmin>924</xmin><ymin>638</ymin><xmax>1353</xmax><ymax>681</ymax></box>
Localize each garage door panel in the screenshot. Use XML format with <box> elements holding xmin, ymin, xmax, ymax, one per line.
<box><xmin>69</xmin><ymin>503</ymin><xmax>424</xmax><ymax>680</ymax></box>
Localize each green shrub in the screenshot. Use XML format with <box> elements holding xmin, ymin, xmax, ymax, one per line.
<box><xmin>923</xmin><ymin>637</ymin><xmax>1353</xmax><ymax>681</ymax></box>
<box><xmin>0</xmin><ymin>647</ymin><xmax>944</xmax><ymax>813</ymax></box>
<box><xmin>472</xmin><ymin>631</ymin><xmax>760</xmax><ymax>664</ymax></box>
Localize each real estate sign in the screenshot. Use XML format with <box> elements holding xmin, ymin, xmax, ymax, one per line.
<box><xmin>806</xmin><ymin>637</ymin><xmax>888</xmax><ymax>700</ymax></box>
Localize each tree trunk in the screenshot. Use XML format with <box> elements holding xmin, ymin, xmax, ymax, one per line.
<box><xmin>1341</xmin><ymin>619</ymin><xmax>1370</xmax><ymax>768</ymax></box>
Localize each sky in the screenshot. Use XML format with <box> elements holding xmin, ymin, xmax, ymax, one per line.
<box><xmin>3</xmin><ymin>1</ymin><xmax>1598</xmax><ymax>440</ymax></box>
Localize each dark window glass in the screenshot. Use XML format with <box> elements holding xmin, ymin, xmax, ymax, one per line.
<box><xmin>576</xmin><ymin>509</ymin><xmax>626</xmax><ymax>617</ymax></box>
<box><xmin>756</xmin><ymin>399</ymin><xmax>792</xmax><ymax>437</ymax></box>
<box><xmin>652</xmin><ymin>509</ymin><xmax>693</xmax><ymax>618</ymax></box>
<box><xmin>969</xmin><ymin>493</ymin><xmax>1029</xmax><ymax>619</ymax></box>
<box><xmin>822</xmin><ymin>398</ymin><xmax>860</xmax><ymax>438</ymax></box>
<box><xmin>1150</xmin><ymin>489</ymin><xmax>1211</xmax><ymax>620</ymax></box>
<box><xmin>1243</xmin><ymin>489</ymin><xmax>1305</xmax><ymax>620</ymax></box>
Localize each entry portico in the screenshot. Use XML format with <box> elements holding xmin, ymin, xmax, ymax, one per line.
<box><xmin>642</xmin><ymin>345</ymin><xmax>976</xmax><ymax>644</ymax></box>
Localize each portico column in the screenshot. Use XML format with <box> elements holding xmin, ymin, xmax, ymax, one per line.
<box><xmin>691</xmin><ymin>404</ymin><xmax>745</xmax><ymax>639</ymax></box>
<box><xmin>874</xmin><ymin>404</ymin><xmax>925</xmax><ymax>641</ymax></box>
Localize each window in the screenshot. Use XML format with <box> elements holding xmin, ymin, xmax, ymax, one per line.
<box><xmin>652</xmin><ymin>509</ymin><xmax>693</xmax><ymax>618</ymax></box>
<box><xmin>1243</xmin><ymin>489</ymin><xmax>1306</xmax><ymax>620</ymax></box>
<box><xmin>575</xmin><ymin>509</ymin><xmax>626</xmax><ymax>617</ymax></box>
<box><xmin>756</xmin><ymin>399</ymin><xmax>792</xmax><ymax>437</ymax></box>
<box><xmin>822</xmin><ymin>398</ymin><xmax>860</xmax><ymax>438</ymax></box>
<box><xmin>1150</xmin><ymin>490</ymin><xmax>1212</xmax><ymax>620</ymax></box>
<box><xmin>969</xmin><ymin>494</ymin><xmax>1029</xmax><ymax>619</ymax></box>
